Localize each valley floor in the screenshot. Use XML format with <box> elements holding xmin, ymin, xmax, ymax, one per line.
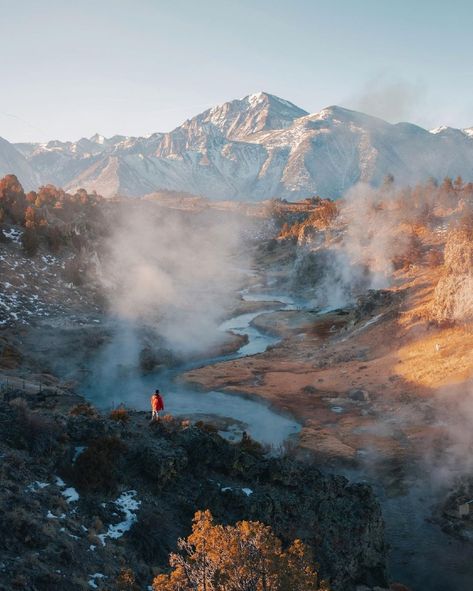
<box><xmin>182</xmin><ymin>263</ymin><xmax>473</xmax><ymax>590</ymax></box>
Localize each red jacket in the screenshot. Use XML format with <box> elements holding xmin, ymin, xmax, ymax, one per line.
<box><xmin>151</xmin><ymin>394</ymin><xmax>164</xmax><ymax>412</ymax></box>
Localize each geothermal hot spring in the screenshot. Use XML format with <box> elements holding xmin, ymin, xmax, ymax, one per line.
<box><xmin>80</xmin><ymin>286</ymin><xmax>473</xmax><ymax>591</ymax></box>
<box><xmin>81</xmin><ymin>290</ymin><xmax>302</xmax><ymax>449</ymax></box>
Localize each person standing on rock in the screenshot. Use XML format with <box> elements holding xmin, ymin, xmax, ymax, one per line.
<box><xmin>150</xmin><ymin>389</ymin><xmax>164</xmax><ymax>422</ymax></box>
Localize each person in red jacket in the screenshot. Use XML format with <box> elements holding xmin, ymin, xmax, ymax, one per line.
<box><xmin>150</xmin><ymin>389</ymin><xmax>164</xmax><ymax>422</ymax></box>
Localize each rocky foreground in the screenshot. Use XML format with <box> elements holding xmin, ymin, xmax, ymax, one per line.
<box><xmin>0</xmin><ymin>388</ymin><xmax>387</xmax><ymax>591</ymax></box>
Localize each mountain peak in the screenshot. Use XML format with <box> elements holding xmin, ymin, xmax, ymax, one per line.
<box><xmin>7</xmin><ymin>92</ymin><xmax>473</xmax><ymax>201</ymax></box>
<box><xmin>247</xmin><ymin>91</ymin><xmax>268</xmax><ymax>104</ymax></box>
<box><xmin>90</xmin><ymin>133</ymin><xmax>106</xmax><ymax>144</ymax></box>
<box><xmin>196</xmin><ymin>91</ymin><xmax>308</xmax><ymax>139</ymax></box>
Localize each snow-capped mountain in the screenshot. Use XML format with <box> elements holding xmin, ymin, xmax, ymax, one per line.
<box><xmin>4</xmin><ymin>92</ymin><xmax>473</xmax><ymax>200</ymax></box>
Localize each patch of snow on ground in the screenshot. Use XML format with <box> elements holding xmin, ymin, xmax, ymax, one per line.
<box><xmin>98</xmin><ymin>490</ymin><xmax>141</xmax><ymax>545</ymax></box>
<box><xmin>88</xmin><ymin>573</ymin><xmax>106</xmax><ymax>589</ymax></box>
<box><xmin>3</xmin><ymin>228</ymin><xmax>22</xmax><ymax>244</ymax></box>
<box><xmin>72</xmin><ymin>446</ymin><xmax>87</xmax><ymax>463</ymax></box>
<box><xmin>62</xmin><ymin>487</ymin><xmax>79</xmax><ymax>503</ymax></box>
<box><xmin>26</xmin><ymin>481</ymin><xmax>49</xmax><ymax>492</ymax></box>
<box><xmin>55</xmin><ymin>475</ymin><xmax>66</xmax><ymax>487</ymax></box>
<box><xmin>221</xmin><ymin>485</ymin><xmax>254</xmax><ymax>496</ymax></box>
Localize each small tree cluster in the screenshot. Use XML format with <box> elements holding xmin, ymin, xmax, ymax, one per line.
<box><xmin>109</xmin><ymin>407</ymin><xmax>130</xmax><ymax>425</ymax></box>
<box><xmin>278</xmin><ymin>198</ymin><xmax>339</xmax><ymax>243</ymax></box>
<box><xmin>0</xmin><ymin>174</ymin><xmax>104</xmax><ymax>256</ymax></box>
<box><xmin>153</xmin><ymin>510</ymin><xmax>326</xmax><ymax>591</ymax></box>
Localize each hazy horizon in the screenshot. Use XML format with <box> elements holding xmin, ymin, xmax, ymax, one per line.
<box><xmin>1</xmin><ymin>0</ymin><xmax>473</xmax><ymax>143</ymax></box>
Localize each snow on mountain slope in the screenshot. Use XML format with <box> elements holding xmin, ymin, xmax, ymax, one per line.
<box><xmin>193</xmin><ymin>91</ymin><xmax>309</xmax><ymax>139</ymax></box>
<box><xmin>6</xmin><ymin>92</ymin><xmax>473</xmax><ymax>200</ymax></box>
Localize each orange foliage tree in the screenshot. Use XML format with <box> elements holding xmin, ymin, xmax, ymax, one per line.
<box><xmin>152</xmin><ymin>510</ymin><xmax>326</xmax><ymax>591</ymax></box>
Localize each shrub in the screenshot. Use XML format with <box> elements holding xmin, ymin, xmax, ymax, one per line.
<box><xmin>21</xmin><ymin>227</ymin><xmax>39</xmax><ymax>256</ymax></box>
<box><xmin>116</xmin><ymin>568</ymin><xmax>138</xmax><ymax>591</ymax></box>
<box><xmin>10</xmin><ymin>398</ymin><xmax>62</xmax><ymax>455</ymax></box>
<box><xmin>152</xmin><ymin>510</ymin><xmax>324</xmax><ymax>591</ymax></box>
<box><xmin>239</xmin><ymin>431</ymin><xmax>264</xmax><ymax>455</ymax></box>
<box><xmin>63</xmin><ymin>255</ymin><xmax>87</xmax><ymax>286</ymax></box>
<box><xmin>443</xmin><ymin>228</ymin><xmax>473</xmax><ymax>275</ymax></box>
<box><xmin>73</xmin><ymin>436</ymin><xmax>125</xmax><ymax>493</ymax></box>
<box><xmin>195</xmin><ymin>420</ymin><xmax>218</xmax><ymax>434</ymax></box>
<box><xmin>69</xmin><ymin>403</ymin><xmax>97</xmax><ymax>417</ymax></box>
<box><xmin>130</xmin><ymin>507</ymin><xmax>175</xmax><ymax>564</ymax></box>
<box><xmin>430</xmin><ymin>228</ymin><xmax>473</xmax><ymax>323</ymax></box>
<box><xmin>109</xmin><ymin>407</ymin><xmax>130</xmax><ymax>425</ymax></box>
<box><xmin>426</xmin><ymin>248</ymin><xmax>443</xmax><ymax>267</ymax></box>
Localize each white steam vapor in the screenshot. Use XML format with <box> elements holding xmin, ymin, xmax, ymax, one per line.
<box><xmin>349</xmin><ymin>74</ymin><xmax>425</xmax><ymax>124</ymax></box>
<box><xmin>310</xmin><ymin>182</ymin><xmax>412</xmax><ymax>308</ymax></box>
<box><xmin>99</xmin><ymin>203</ymin><xmax>247</xmax><ymax>355</ymax></box>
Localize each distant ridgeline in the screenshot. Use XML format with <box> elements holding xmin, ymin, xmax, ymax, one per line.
<box><xmin>2</xmin><ymin>92</ymin><xmax>473</xmax><ymax>200</ymax></box>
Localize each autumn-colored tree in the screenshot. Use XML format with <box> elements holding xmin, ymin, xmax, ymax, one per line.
<box><xmin>0</xmin><ymin>174</ymin><xmax>26</xmax><ymax>223</ymax></box>
<box><xmin>35</xmin><ymin>184</ymin><xmax>65</xmax><ymax>208</ymax></box>
<box><xmin>311</xmin><ymin>199</ymin><xmax>338</xmax><ymax>229</ymax></box>
<box><xmin>152</xmin><ymin>510</ymin><xmax>324</xmax><ymax>591</ymax></box>
<box><xmin>0</xmin><ymin>174</ymin><xmax>24</xmax><ymax>204</ymax></box>
<box><xmin>24</xmin><ymin>205</ymin><xmax>36</xmax><ymax>229</ymax></box>
<box><xmin>116</xmin><ymin>567</ymin><xmax>139</xmax><ymax>591</ymax></box>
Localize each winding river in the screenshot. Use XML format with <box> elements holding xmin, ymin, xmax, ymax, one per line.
<box><xmin>80</xmin><ymin>289</ymin><xmax>473</xmax><ymax>590</ymax></box>
<box><xmin>81</xmin><ymin>292</ymin><xmax>301</xmax><ymax>449</ymax></box>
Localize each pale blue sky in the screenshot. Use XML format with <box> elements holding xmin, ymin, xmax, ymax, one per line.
<box><xmin>1</xmin><ymin>0</ymin><xmax>472</xmax><ymax>142</ymax></box>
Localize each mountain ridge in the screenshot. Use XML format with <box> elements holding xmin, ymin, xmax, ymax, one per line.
<box><xmin>3</xmin><ymin>91</ymin><xmax>473</xmax><ymax>199</ymax></box>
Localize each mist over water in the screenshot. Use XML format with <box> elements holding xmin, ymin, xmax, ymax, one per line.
<box><xmin>81</xmin><ymin>289</ymin><xmax>301</xmax><ymax>448</ymax></box>
<box><xmin>98</xmin><ymin>203</ymin><xmax>250</xmax><ymax>355</ymax></box>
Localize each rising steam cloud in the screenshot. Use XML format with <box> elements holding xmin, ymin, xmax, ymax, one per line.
<box><xmin>99</xmin><ymin>203</ymin><xmax>248</xmax><ymax>356</ymax></box>
<box><xmin>308</xmin><ymin>182</ymin><xmax>414</xmax><ymax>308</ymax></box>
<box><xmin>349</xmin><ymin>74</ymin><xmax>426</xmax><ymax>124</ymax></box>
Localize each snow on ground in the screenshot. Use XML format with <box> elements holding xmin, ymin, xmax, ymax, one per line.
<box><xmin>221</xmin><ymin>485</ymin><xmax>254</xmax><ymax>496</ymax></box>
<box><xmin>98</xmin><ymin>490</ymin><xmax>141</xmax><ymax>546</ymax></box>
<box><xmin>88</xmin><ymin>573</ymin><xmax>106</xmax><ymax>589</ymax></box>
<box><xmin>0</xmin><ymin>233</ymin><xmax>100</xmax><ymax>326</ymax></box>
<box><xmin>47</xmin><ymin>510</ymin><xmax>66</xmax><ymax>519</ymax></box>
<box><xmin>26</xmin><ymin>481</ymin><xmax>49</xmax><ymax>492</ymax></box>
<box><xmin>2</xmin><ymin>228</ymin><xmax>22</xmax><ymax>244</ymax></box>
<box><xmin>72</xmin><ymin>446</ymin><xmax>87</xmax><ymax>463</ymax></box>
<box><xmin>62</xmin><ymin>487</ymin><xmax>80</xmax><ymax>503</ymax></box>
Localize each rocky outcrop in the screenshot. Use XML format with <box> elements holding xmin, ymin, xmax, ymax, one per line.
<box><xmin>0</xmin><ymin>394</ymin><xmax>387</xmax><ymax>591</ymax></box>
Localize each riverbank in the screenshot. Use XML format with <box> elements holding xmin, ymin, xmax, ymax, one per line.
<box><xmin>182</xmin><ymin>270</ymin><xmax>473</xmax><ymax>591</ymax></box>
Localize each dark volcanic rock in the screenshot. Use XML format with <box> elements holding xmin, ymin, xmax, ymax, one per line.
<box><xmin>349</xmin><ymin>388</ymin><xmax>370</xmax><ymax>402</ymax></box>
<box><xmin>0</xmin><ymin>401</ymin><xmax>387</xmax><ymax>591</ymax></box>
<box><xmin>354</xmin><ymin>289</ymin><xmax>402</xmax><ymax>322</ymax></box>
